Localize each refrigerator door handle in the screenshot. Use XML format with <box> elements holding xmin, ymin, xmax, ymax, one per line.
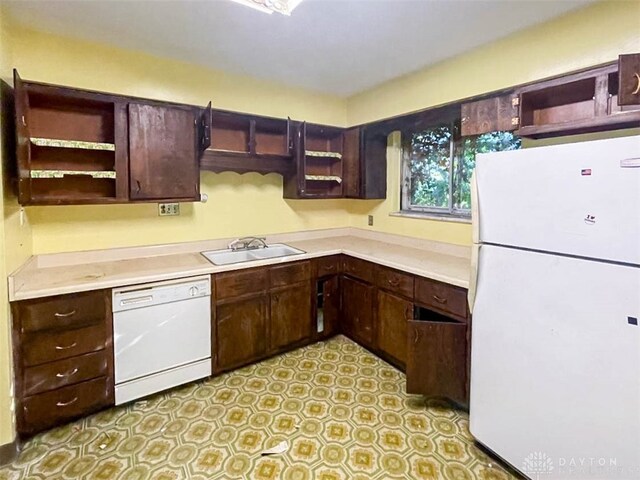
<box><xmin>468</xmin><ymin>243</ymin><xmax>481</xmax><ymax>314</ymax></box>
<box><xmin>471</xmin><ymin>171</ymin><xmax>480</xmax><ymax>244</ymax></box>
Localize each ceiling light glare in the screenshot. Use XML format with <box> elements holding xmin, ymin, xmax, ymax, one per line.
<box><xmin>229</xmin><ymin>0</ymin><xmax>304</xmax><ymax>15</ymax></box>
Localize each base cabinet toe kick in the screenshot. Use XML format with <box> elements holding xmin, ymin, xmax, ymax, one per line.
<box><xmin>10</xmin><ymin>254</ymin><xmax>469</xmax><ymax>437</ymax></box>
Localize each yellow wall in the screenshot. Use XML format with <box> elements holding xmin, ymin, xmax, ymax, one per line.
<box><xmin>346</xmin><ymin>0</ymin><xmax>640</xmax><ymax>246</ymax></box>
<box><xmin>10</xmin><ymin>25</ymin><xmax>352</xmax><ymax>254</ymax></box>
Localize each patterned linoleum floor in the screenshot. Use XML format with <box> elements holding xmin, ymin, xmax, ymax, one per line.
<box><xmin>0</xmin><ymin>335</ymin><xmax>515</xmax><ymax>480</ymax></box>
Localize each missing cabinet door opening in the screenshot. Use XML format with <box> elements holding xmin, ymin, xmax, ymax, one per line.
<box><xmin>316</xmin><ymin>280</ymin><xmax>325</xmax><ymax>333</ymax></box>
<box><xmin>414</xmin><ymin>305</ymin><xmax>462</xmax><ymax>324</ymax></box>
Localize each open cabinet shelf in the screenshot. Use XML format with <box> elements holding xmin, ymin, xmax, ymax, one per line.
<box><xmin>285</xmin><ymin>123</ymin><xmax>345</xmax><ymax>198</ymax></box>
<box><xmin>15</xmin><ymin>72</ymin><xmax>122</xmax><ymax>205</ymax></box>
<box><xmin>304</xmin><ymin>175</ymin><xmax>342</xmax><ymax>183</ymax></box>
<box><xmin>305</xmin><ymin>150</ymin><xmax>342</xmax><ymax>160</ymax></box>
<box><xmin>516</xmin><ymin>62</ymin><xmax>640</xmax><ymax>138</ymax></box>
<box><xmin>201</xmin><ymin>110</ymin><xmax>295</xmax><ymax>175</ymax></box>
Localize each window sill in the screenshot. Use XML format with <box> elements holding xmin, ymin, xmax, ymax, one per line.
<box><xmin>389</xmin><ymin>211</ymin><xmax>472</xmax><ymax>224</ymax></box>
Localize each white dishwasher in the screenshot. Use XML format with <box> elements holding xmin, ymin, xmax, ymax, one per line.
<box><xmin>112</xmin><ymin>275</ymin><xmax>211</xmax><ymax>405</ymax></box>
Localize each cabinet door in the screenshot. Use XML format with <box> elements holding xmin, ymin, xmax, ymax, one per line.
<box><xmin>198</xmin><ymin>101</ymin><xmax>212</xmax><ymax>151</ymax></box>
<box><xmin>14</xmin><ymin>69</ymin><xmax>32</xmax><ymax>204</ymax></box>
<box><xmin>322</xmin><ymin>276</ymin><xmax>340</xmax><ymax>338</ymax></box>
<box><xmin>216</xmin><ymin>296</ymin><xmax>267</xmax><ymax>371</ymax></box>
<box><xmin>461</xmin><ymin>94</ymin><xmax>519</xmax><ymax>136</ymax></box>
<box><xmin>618</xmin><ymin>54</ymin><xmax>640</xmax><ymax>106</ymax></box>
<box><xmin>377</xmin><ymin>290</ymin><xmax>411</xmax><ymax>365</ymax></box>
<box><xmin>128</xmin><ymin>103</ymin><xmax>199</xmax><ymax>201</ymax></box>
<box><xmin>406</xmin><ymin>319</ymin><xmax>467</xmax><ymax>405</ymax></box>
<box><xmin>270</xmin><ymin>284</ymin><xmax>312</xmax><ymax>351</ymax></box>
<box><xmin>342</xmin><ymin>276</ymin><xmax>374</xmax><ymax>347</ymax></box>
<box><xmin>360</xmin><ymin>127</ymin><xmax>387</xmax><ymax>199</ymax></box>
<box><xmin>283</xmin><ymin>120</ymin><xmax>305</xmax><ymax>198</ymax></box>
<box><xmin>342</xmin><ymin>127</ymin><xmax>361</xmax><ymax>198</ymax></box>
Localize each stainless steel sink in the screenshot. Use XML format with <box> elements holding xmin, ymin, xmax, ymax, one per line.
<box><xmin>201</xmin><ymin>243</ymin><xmax>305</xmax><ymax>266</ymax></box>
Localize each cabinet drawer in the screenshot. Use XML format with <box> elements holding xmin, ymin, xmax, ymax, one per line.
<box><xmin>21</xmin><ymin>377</ymin><xmax>110</xmax><ymax>434</ymax></box>
<box><xmin>315</xmin><ymin>255</ymin><xmax>341</xmax><ymax>277</ymax></box>
<box><xmin>215</xmin><ymin>268</ymin><xmax>268</xmax><ymax>300</ymax></box>
<box><xmin>22</xmin><ymin>324</ymin><xmax>107</xmax><ymax>367</ymax></box>
<box><xmin>270</xmin><ymin>261</ymin><xmax>311</xmax><ymax>288</ymax></box>
<box><xmin>414</xmin><ymin>277</ymin><xmax>468</xmax><ymax>321</ymax></box>
<box><xmin>16</xmin><ymin>290</ymin><xmax>106</xmax><ymax>333</ymax></box>
<box><xmin>342</xmin><ymin>256</ymin><xmax>374</xmax><ymax>283</ymax></box>
<box><xmin>375</xmin><ymin>266</ymin><xmax>414</xmax><ymax>298</ymax></box>
<box><xmin>23</xmin><ymin>350</ymin><xmax>108</xmax><ymax>397</ymax></box>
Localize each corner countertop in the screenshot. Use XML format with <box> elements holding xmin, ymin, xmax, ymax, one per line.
<box><xmin>8</xmin><ymin>228</ymin><xmax>471</xmax><ymax>301</ymax></box>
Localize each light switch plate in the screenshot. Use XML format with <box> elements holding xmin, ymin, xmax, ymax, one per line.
<box><xmin>368</xmin><ymin>215</ymin><xmax>374</xmax><ymax>226</ymax></box>
<box><xmin>158</xmin><ymin>203</ymin><xmax>180</xmax><ymax>216</ymax></box>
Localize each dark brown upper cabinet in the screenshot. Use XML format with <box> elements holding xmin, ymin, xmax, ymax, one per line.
<box><xmin>200</xmin><ymin>109</ymin><xmax>296</xmax><ymax>176</ymax></box>
<box><xmin>284</xmin><ymin>124</ymin><xmax>387</xmax><ymax>200</ymax></box>
<box><xmin>618</xmin><ymin>53</ymin><xmax>640</xmax><ymax>106</ymax></box>
<box><xmin>284</xmin><ymin>122</ymin><xmax>345</xmax><ymax>199</ymax></box>
<box><xmin>13</xmin><ymin>70</ymin><xmax>210</xmax><ymax>205</ymax></box>
<box><xmin>516</xmin><ymin>62</ymin><xmax>640</xmax><ymax>138</ymax></box>
<box><xmin>460</xmin><ymin>94</ymin><xmax>519</xmax><ymax>136</ymax></box>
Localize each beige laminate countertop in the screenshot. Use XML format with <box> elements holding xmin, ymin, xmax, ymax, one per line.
<box><xmin>8</xmin><ymin>228</ymin><xmax>471</xmax><ymax>301</ymax></box>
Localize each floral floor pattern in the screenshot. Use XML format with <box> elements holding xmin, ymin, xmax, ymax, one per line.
<box><xmin>0</xmin><ymin>335</ymin><xmax>516</xmax><ymax>479</ymax></box>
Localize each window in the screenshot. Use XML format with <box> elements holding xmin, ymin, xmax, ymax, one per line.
<box><xmin>401</xmin><ymin>121</ymin><xmax>521</xmax><ymax>217</ymax></box>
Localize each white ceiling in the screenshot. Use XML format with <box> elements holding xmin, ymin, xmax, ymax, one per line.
<box><xmin>4</xmin><ymin>0</ymin><xmax>595</xmax><ymax>97</ymax></box>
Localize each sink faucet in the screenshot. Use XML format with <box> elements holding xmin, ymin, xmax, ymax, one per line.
<box><xmin>228</xmin><ymin>236</ymin><xmax>268</xmax><ymax>251</ymax></box>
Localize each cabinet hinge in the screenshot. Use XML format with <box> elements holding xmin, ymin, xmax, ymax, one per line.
<box><xmin>511</xmin><ymin>116</ymin><xmax>520</xmax><ymax>127</ymax></box>
<box><xmin>511</xmin><ymin>96</ymin><xmax>520</xmax><ymax>107</ymax></box>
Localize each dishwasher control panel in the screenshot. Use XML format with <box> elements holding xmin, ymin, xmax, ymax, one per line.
<box><xmin>112</xmin><ymin>276</ymin><xmax>211</xmax><ymax>312</ymax></box>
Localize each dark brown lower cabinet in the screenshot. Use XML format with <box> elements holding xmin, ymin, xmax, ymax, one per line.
<box><xmin>376</xmin><ymin>290</ymin><xmax>410</xmax><ymax>365</ymax></box>
<box><xmin>11</xmin><ymin>289</ymin><xmax>114</xmax><ymax>438</ymax></box>
<box><xmin>342</xmin><ymin>276</ymin><xmax>374</xmax><ymax>347</ymax></box>
<box><xmin>406</xmin><ymin>318</ymin><xmax>468</xmax><ymax>405</ymax></box>
<box><xmin>270</xmin><ymin>284</ymin><xmax>312</xmax><ymax>351</ymax></box>
<box><xmin>216</xmin><ymin>295</ymin><xmax>268</xmax><ymax>371</ymax></box>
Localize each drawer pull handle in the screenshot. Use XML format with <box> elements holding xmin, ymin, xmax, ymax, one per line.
<box><xmin>324</xmin><ymin>265</ymin><xmax>335</xmax><ymax>271</ymax></box>
<box><xmin>633</xmin><ymin>73</ymin><xmax>640</xmax><ymax>95</ymax></box>
<box><xmin>388</xmin><ymin>278</ymin><xmax>400</xmax><ymax>287</ymax></box>
<box><xmin>56</xmin><ymin>397</ymin><xmax>78</xmax><ymax>407</ymax></box>
<box><xmin>56</xmin><ymin>368</ymin><xmax>79</xmax><ymax>378</ymax></box>
<box><xmin>433</xmin><ymin>295</ymin><xmax>448</xmax><ymax>304</ymax></box>
<box><xmin>54</xmin><ymin>310</ymin><xmax>76</xmax><ymax>318</ymax></box>
<box><xmin>55</xmin><ymin>342</ymin><xmax>77</xmax><ymax>351</ymax></box>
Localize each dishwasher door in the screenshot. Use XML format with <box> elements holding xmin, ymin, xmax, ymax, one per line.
<box><xmin>113</xmin><ymin>276</ymin><xmax>211</xmax><ymax>390</ymax></box>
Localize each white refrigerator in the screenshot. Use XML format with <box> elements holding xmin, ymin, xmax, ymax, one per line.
<box><xmin>468</xmin><ymin>135</ymin><xmax>640</xmax><ymax>480</ymax></box>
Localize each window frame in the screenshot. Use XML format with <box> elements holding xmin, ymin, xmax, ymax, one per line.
<box><xmin>400</xmin><ymin>121</ymin><xmax>520</xmax><ymax>218</ymax></box>
<box><xmin>401</xmin><ymin>120</ymin><xmax>472</xmax><ymax>218</ymax></box>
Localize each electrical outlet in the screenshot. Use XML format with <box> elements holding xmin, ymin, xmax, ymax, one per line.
<box><xmin>158</xmin><ymin>203</ymin><xmax>180</xmax><ymax>216</ymax></box>
<box><xmin>368</xmin><ymin>215</ymin><xmax>374</xmax><ymax>226</ymax></box>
